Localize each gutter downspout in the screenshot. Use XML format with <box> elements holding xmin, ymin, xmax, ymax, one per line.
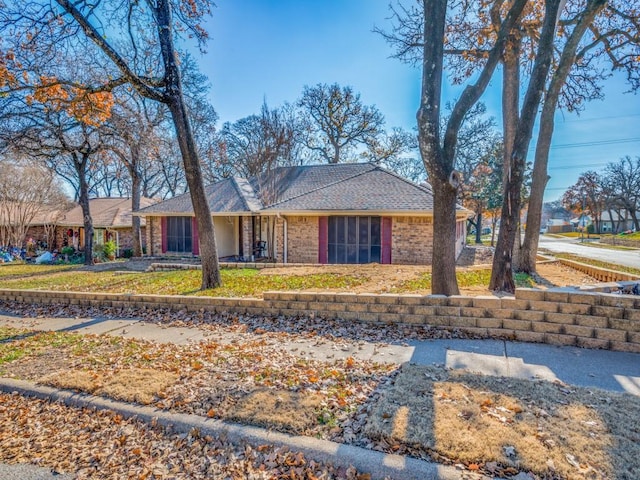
<box><xmin>283</xmin><ymin>216</ymin><xmax>288</xmax><ymax>264</ymax></box>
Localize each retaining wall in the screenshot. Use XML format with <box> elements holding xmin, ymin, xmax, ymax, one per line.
<box><xmin>0</xmin><ymin>287</ymin><xmax>639</xmax><ymax>353</ymax></box>
<box><xmin>557</xmin><ymin>258</ymin><xmax>640</xmax><ymax>282</ymax></box>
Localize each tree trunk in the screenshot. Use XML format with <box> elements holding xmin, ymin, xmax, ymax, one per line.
<box><xmin>76</xmin><ymin>155</ymin><xmax>93</xmax><ymax>266</ymax></box>
<box><xmin>490</xmin><ymin>0</ymin><xmax>563</xmax><ymax>293</ymax></box>
<box><xmin>131</xmin><ymin>170</ymin><xmax>143</xmax><ymax>258</ymax></box>
<box><xmin>156</xmin><ymin>0</ymin><xmax>221</xmax><ymax>289</ymax></box>
<box><xmin>418</xmin><ymin>0</ymin><xmax>458</xmax><ymax>295</ymax></box>
<box><xmin>475</xmin><ymin>212</ymin><xmax>482</xmax><ymax>244</ymax></box>
<box><xmin>519</xmin><ymin>0</ymin><xmax>606</xmax><ymax>273</ymax></box>
<box><xmin>431</xmin><ymin>179</ymin><xmax>460</xmax><ymax>295</ymax></box>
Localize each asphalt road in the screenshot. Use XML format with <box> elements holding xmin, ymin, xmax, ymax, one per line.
<box><xmin>539</xmin><ymin>235</ymin><xmax>640</xmax><ymax>269</ymax></box>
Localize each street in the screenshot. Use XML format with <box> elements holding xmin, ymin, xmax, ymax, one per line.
<box><xmin>538</xmin><ymin>235</ymin><xmax>640</xmax><ymax>269</ymax></box>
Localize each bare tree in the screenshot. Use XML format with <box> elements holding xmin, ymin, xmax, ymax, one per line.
<box><xmin>603</xmin><ymin>156</ymin><xmax>640</xmax><ymax>231</ymax></box>
<box><xmin>380</xmin><ymin>0</ymin><xmax>527</xmax><ymax>295</ymax></box>
<box><xmin>0</xmin><ymin>157</ymin><xmax>67</xmax><ymax>248</ymax></box>
<box><xmin>299</xmin><ymin>83</ymin><xmax>385</xmax><ymax>164</ymax></box>
<box><xmin>1</xmin><ymin>0</ymin><xmax>223</xmax><ymax>288</ymax></box>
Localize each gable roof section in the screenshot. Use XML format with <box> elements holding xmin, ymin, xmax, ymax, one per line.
<box><xmin>136</xmin><ymin>178</ymin><xmax>258</xmax><ymax>216</ymax></box>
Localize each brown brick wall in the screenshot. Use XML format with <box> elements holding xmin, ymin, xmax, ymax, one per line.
<box><xmin>285</xmin><ymin>216</ymin><xmax>320</xmax><ymax>263</ymax></box>
<box><xmin>147</xmin><ymin>216</ymin><xmax>163</xmax><ymax>256</ymax></box>
<box><xmin>391</xmin><ymin>216</ymin><xmax>433</xmax><ymax>265</ymax></box>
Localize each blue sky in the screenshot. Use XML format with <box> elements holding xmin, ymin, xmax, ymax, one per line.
<box><xmin>200</xmin><ymin>0</ymin><xmax>640</xmax><ymax>202</ymax></box>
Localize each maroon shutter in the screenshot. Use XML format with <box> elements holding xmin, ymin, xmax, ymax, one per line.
<box><xmin>161</xmin><ymin>217</ymin><xmax>167</xmax><ymax>253</ymax></box>
<box><xmin>192</xmin><ymin>217</ymin><xmax>200</xmax><ymax>256</ymax></box>
<box><xmin>318</xmin><ymin>217</ymin><xmax>328</xmax><ymax>264</ymax></box>
<box><xmin>381</xmin><ymin>217</ymin><xmax>392</xmax><ymax>264</ymax></box>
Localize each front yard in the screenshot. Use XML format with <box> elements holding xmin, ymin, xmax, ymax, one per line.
<box><xmin>0</xmin><ymin>261</ymin><xmax>597</xmax><ymax>297</ymax></box>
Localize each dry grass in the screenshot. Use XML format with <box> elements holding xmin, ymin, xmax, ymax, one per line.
<box><xmin>365</xmin><ymin>364</ymin><xmax>640</xmax><ymax>479</ymax></box>
<box><xmin>227</xmin><ymin>388</ymin><xmax>324</xmax><ymax>433</ymax></box>
<box><xmin>42</xmin><ymin>368</ymin><xmax>179</xmax><ymax>405</ymax></box>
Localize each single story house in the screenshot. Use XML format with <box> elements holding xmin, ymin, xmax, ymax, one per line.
<box><xmin>136</xmin><ymin>163</ymin><xmax>470</xmax><ymax>265</ymax></box>
<box><xmin>599</xmin><ymin>210</ymin><xmax>639</xmax><ymax>233</ymax></box>
<box><xmin>56</xmin><ymin>197</ymin><xmax>157</xmax><ymax>254</ymax></box>
<box><xmin>14</xmin><ymin>197</ymin><xmax>156</xmax><ymax>255</ymax></box>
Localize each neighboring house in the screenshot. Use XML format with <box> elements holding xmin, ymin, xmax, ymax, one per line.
<box><xmin>136</xmin><ymin>163</ymin><xmax>471</xmax><ymax>265</ymax></box>
<box><xmin>55</xmin><ymin>197</ymin><xmax>157</xmax><ymax>254</ymax></box>
<box><xmin>547</xmin><ymin>218</ymin><xmax>573</xmax><ymax>234</ymax></box>
<box><xmin>599</xmin><ymin>210</ymin><xmax>639</xmax><ymax>233</ymax></box>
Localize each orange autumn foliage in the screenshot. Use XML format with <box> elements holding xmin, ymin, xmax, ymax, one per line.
<box><xmin>26</xmin><ymin>76</ymin><xmax>114</xmax><ymax>126</ymax></box>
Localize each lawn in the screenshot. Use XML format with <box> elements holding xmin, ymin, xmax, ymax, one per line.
<box><xmin>1</xmin><ymin>268</ymin><xmax>366</xmax><ymax>297</ymax></box>
<box><xmin>0</xmin><ymin>263</ymin><xmax>78</xmax><ymax>278</ymax></box>
<box><xmin>0</xmin><ymin>265</ymin><xmax>540</xmax><ymax>297</ymax></box>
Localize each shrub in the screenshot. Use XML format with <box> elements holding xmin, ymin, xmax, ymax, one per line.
<box><xmin>61</xmin><ymin>246</ymin><xmax>75</xmax><ymax>256</ymax></box>
<box><xmin>103</xmin><ymin>240</ymin><xmax>117</xmax><ymax>259</ymax></box>
<box><xmin>122</xmin><ymin>248</ymin><xmax>133</xmax><ymax>259</ymax></box>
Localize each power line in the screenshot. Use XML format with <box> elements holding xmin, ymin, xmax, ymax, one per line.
<box><xmin>551</xmin><ymin>137</ymin><xmax>640</xmax><ymax>149</ymax></box>
<box><xmin>557</xmin><ymin>113</ymin><xmax>640</xmax><ymax>123</ymax></box>
<box><xmin>548</xmin><ymin>162</ymin><xmax>609</xmax><ymax>171</ymax></box>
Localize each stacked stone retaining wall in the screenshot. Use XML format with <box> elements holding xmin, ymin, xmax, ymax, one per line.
<box><xmin>0</xmin><ymin>287</ymin><xmax>639</xmax><ymax>353</ymax></box>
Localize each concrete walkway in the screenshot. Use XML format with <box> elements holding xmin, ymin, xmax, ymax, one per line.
<box><xmin>2</xmin><ymin>312</ymin><xmax>639</xmax><ymax>396</ymax></box>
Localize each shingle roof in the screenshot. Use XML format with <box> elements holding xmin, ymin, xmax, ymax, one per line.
<box><xmin>61</xmin><ymin>197</ymin><xmax>157</xmax><ymax>228</ymax></box>
<box><xmin>136</xmin><ymin>178</ymin><xmax>254</xmax><ymax>216</ymax></box>
<box><xmin>259</xmin><ymin>165</ymin><xmax>435</xmax><ymax>212</ymax></box>
<box><xmin>136</xmin><ymin>163</ymin><xmax>463</xmax><ymax>216</ymax></box>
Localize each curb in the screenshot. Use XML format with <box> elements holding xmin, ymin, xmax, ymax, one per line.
<box><xmin>0</xmin><ymin>379</ymin><xmax>488</xmax><ymax>480</ymax></box>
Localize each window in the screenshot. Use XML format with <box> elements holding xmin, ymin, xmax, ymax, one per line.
<box><xmin>328</xmin><ymin>216</ymin><xmax>381</xmax><ymax>264</ymax></box>
<box><xmin>166</xmin><ymin>216</ymin><xmax>192</xmax><ymax>253</ymax></box>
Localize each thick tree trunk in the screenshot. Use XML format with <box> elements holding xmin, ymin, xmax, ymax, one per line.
<box><xmin>431</xmin><ymin>179</ymin><xmax>460</xmax><ymax>295</ymax></box>
<box><xmin>475</xmin><ymin>212</ymin><xmax>482</xmax><ymax>244</ymax></box>
<box><xmin>490</xmin><ymin>0</ymin><xmax>563</xmax><ymax>293</ymax></box>
<box><xmin>156</xmin><ymin>0</ymin><xmax>221</xmax><ymax>289</ymax></box>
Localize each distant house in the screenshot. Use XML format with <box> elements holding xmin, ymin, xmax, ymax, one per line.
<box><xmin>136</xmin><ymin>163</ymin><xmax>471</xmax><ymax>265</ymax></box>
<box><xmin>599</xmin><ymin>210</ymin><xmax>639</xmax><ymax>233</ymax></box>
<box><xmin>17</xmin><ymin>197</ymin><xmax>156</xmax><ymax>255</ymax></box>
<box><xmin>55</xmin><ymin>197</ymin><xmax>157</xmax><ymax>254</ymax></box>
<box><xmin>547</xmin><ymin>218</ymin><xmax>573</xmax><ymax>234</ymax></box>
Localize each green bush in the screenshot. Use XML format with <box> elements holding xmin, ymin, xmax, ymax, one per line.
<box><xmin>61</xmin><ymin>246</ymin><xmax>75</xmax><ymax>256</ymax></box>
<box><xmin>103</xmin><ymin>240</ymin><xmax>117</xmax><ymax>259</ymax></box>
<box><xmin>122</xmin><ymin>248</ymin><xmax>133</xmax><ymax>259</ymax></box>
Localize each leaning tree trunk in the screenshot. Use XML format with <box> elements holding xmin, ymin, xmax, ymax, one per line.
<box><xmin>519</xmin><ymin>0</ymin><xmax>607</xmax><ymax>273</ymax></box>
<box><xmin>157</xmin><ymin>0</ymin><xmax>221</xmax><ymax>289</ymax></box>
<box><xmin>490</xmin><ymin>0</ymin><xmax>563</xmax><ymax>292</ymax></box>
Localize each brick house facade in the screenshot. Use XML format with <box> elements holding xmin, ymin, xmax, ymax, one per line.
<box><xmin>137</xmin><ymin>164</ymin><xmax>470</xmax><ymax>265</ymax></box>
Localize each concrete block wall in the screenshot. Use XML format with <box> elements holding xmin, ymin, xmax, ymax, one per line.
<box><xmin>1</xmin><ymin>287</ymin><xmax>639</xmax><ymax>354</ymax></box>
<box><xmin>558</xmin><ymin>258</ymin><xmax>640</xmax><ymax>282</ymax></box>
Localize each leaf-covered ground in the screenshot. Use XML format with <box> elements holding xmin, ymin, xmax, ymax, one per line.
<box><xmin>0</xmin><ymin>393</ymin><xmax>372</xmax><ymax>479</ymax></box>
<box><xmin>1</xmin><ymin>301</ymin><xmax>639</xmax><ymax>479</ymax></box>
